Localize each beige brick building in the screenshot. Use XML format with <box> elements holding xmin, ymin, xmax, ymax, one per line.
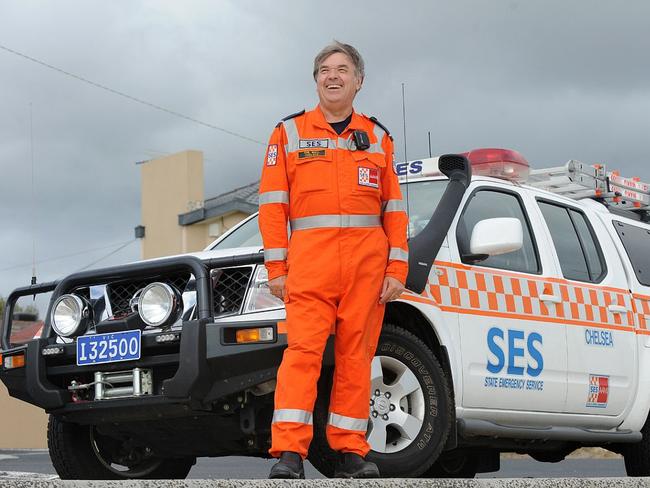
<box><xmin>0</xmin><ymin>150</ymin><xmax>257</xmax><ymax>448</ymax></box>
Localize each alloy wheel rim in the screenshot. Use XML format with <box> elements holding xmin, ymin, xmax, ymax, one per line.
<box><xmin>367</xmin><ymin>355</ymin><xmax>425</xmax><ymax>454</ymax></box>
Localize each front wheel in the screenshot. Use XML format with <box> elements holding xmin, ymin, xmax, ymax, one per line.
<box><xmin>47</xmin><ymin>415</ymin><xmax>196</xmax><ymax>480</ymax></box>
<box><xmin>309</xmin><ymin>323</ymin><xmax>453</xmax><ymax>478</ymax></box>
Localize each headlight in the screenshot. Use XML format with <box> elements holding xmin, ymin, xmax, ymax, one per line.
<box><xmin>243</xmin><ymin>266</ymin><xmax>285</xmax><ymax>313</ymax></box>
<box><xmin>137</xmin><ymin>282</ymin><xmax>181</xmax><ymax>327</ymax></box>
<box><xmin>51</xmin><ymin>294</ymin><xmax>90</xmax><ymax>337</ymax></box>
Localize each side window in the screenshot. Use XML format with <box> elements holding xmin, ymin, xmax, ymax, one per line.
<box><xmin>456</xmin><ymin>189</ymin><xmax>540</xmax><ymax>273</ymax></box>
<box><xmin>537</xmin><ymin>201</ymin><xmax>605</xmax><ymax>282</ymax></box>
<box><xmin>612</xmin><ymin>220</ymin><xmax>650</xmax><ymax>286</ymax></box>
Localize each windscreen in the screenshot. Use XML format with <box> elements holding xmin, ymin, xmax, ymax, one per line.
<box><xmin>400</xmin><ymin>180</ymin><xmax>449</xmax><ymax>237</ymax></box>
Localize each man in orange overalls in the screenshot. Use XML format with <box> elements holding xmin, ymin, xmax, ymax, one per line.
<box><xmin>259</xmin><ymin>41</ymin><xmax>408</xmax><ymax>479</ymax></box>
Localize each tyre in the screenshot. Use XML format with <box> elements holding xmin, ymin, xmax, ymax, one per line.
<box><xmin>47</xmin><ymin>415</ymin><xmax>196</xmax><ymax>480</ymax></box>
<box><xmin>308</xmin><ymin>323</ymin><xmax>453</xmax><ymax>478</ymax></box>
<box><xmin>421</xmin><ymin>449</ymin><xmax>478</xmax><ymax>478</ymax></box>
<box><xmin>624</xmin><ymin>419</ymin><xmax>650</xmax><ymax>476</ymax></box>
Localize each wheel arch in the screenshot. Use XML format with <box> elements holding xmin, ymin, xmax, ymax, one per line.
<box><xmin>384</xmin><ymin>301</ymin><xmax>453</xmax><ymax>384</ymax></box>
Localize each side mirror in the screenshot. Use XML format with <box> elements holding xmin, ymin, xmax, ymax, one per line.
<box><xmin>468</xmin><ymin>218</ymin><xmax>523</xmax><ymax>260</ymax></box>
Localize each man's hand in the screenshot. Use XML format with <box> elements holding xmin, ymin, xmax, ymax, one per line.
<box><xmin>268</xmin><ymin>275</ymin><xmax>288</xmax><ymax>301</ymax></box>
<box><xmin>379</xmin><ymin>276</ymin><xmax>406</xmax><ymax>304</ymax></box>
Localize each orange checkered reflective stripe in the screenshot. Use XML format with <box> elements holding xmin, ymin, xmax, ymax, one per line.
<box><xmin>632</xmin><ymin>293</ymin><xmax>650</xmax><ymax>335</ymax></box>
<box><xmin>403</xmin><ymin>261</ymin><xmax>637</xmax><ymax>332</ymax></box>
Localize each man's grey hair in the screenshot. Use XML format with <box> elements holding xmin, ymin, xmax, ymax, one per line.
<box><xmin>313</xmin><ymin>41</ymin><xmax>365</xmax><ymax>81</ymax></box>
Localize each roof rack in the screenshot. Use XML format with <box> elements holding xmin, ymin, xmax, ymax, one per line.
<box><xmin>527</xmin><ymin>160</ymin><xmax>650</xmax><ymax>212</ymax></box>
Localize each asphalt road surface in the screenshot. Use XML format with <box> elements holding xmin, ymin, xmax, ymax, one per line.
<box><xmin>0</xmin><ymin>450</ymin><xmax>628</xmax><ymax>479</ymax></box>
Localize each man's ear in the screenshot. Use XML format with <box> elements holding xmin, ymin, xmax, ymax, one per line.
<box><xmin>356</xmin><ymin>76</ymin><xmax>364</xmax><ymax>92</ymax></box>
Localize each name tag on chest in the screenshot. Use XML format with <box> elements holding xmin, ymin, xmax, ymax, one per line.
<box><xmin>298</xmin><ymin>149</ymin><xmax>327</xmax><ymax>159</ymax></box>
<box><xmin>299</xmin><ymin>139</ymin><xmax>329</xmax><ymax>149</ymax></box>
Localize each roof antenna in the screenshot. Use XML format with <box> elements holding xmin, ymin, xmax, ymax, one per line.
<box><xmin>401</xmin><ymin>83</ymin><xmax>411</xmax><ymax>239</ymax></box>
<box><xmin>428</xmin><ymin>131</ymin><xmax>432</xmax><ymax>158</ymax></box>
<box><xmin>29</xmin><ymin>103</ymin><xmax>37</xmax><ymax>288</ymax></box>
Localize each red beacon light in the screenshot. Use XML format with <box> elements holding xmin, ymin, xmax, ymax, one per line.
<box><xmin>463</xmin><ymin>148</ymin><xmax>530</xmax><ymax>183</ymax></box>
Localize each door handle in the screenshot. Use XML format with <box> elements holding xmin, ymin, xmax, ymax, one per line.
<box><xmin>607</xmin><ymin>305</ymin><xmax>628</xmax><ymax>314</ymax></box>
<box><xmin>540</xmin><ymin>294</ymin><xmax>562</xmax><ymax>304</ymax></box>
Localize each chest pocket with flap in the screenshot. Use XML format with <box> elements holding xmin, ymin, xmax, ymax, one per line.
<box><xmin>350</xmin><ymin>151</ymin><xmax>385</xmax><ymax>194</ymax></box>
<box><xmin>292</xmin><ymin>149</ymin><xmax>334</xmax><ymax>193</ymax></box>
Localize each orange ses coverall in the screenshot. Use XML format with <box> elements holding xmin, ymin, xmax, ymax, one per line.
<box><xmin>259</xmin><ymin>105</ymin><xmax>409</xmax><ymax>458</ymax></box>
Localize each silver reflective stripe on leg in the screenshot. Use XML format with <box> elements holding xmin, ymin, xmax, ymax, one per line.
<box><xmin>272</xmin><ymin>409</ymin><xmax>313</xmax><ymax>425</ymax></box>
<box><xmin>328</xmin><ymin>412</ymin><xmax>368</xmax><ymax>431</ymax></box>
<box><xmin>264</xmin><ymin>248</ymin><xmax>287</xmax><ymax>262</ymax></box>
<box><xmin>290</xmin><ymin>214</ymin><xmax>381</xmax><ymax>231</ymax></box>
<box><xmin>382</xmin><ymin>199</ymin><xmax>405</xmax><ymax>213</ymax></box>
<box><xmin>259</xmin><ymin>191</ymin><xmax>289</xmax><ymax>205</ymax></box>
<box><xmin>389</xmin><ymin>247</ymin><xmax>409</xmax><ymax>262</ymax></box>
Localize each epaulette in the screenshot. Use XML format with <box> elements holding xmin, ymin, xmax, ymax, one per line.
<box><xmin>368</xmin><ymin>115</ymin><xmax>393</xmax><ymax>141</ymax></box>
<box><xmin>275</xmin><ymin>109</ymin><xmax>305</xmax><ymax>128</ymax></box>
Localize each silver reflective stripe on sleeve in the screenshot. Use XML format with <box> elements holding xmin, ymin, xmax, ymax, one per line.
<box><xmin>389</xmin><ymin>247</ymin><xmax>409</xmax><ymax>262</ymax></box>
<box><xmin>368</xmin><ymin>123</ymin><xmax>387</xmax><ymax>155</ymax></box>
<box><xmin>283</xmin><ymin>118</ymin><xmax>300</xmax><ymax>154</ymax></box>
<box><xmin>365</xmin><ymin>143</ymin><xmax>384</xmax><ymax>155</ymax></box>
<box><xmin>264</xmin><ymin>248</ymin><xmax>287</xmax><ymax>262</ymax></box>
<box><xmin>382</xmin><ymin>199</ymin><xmax>405</xmax><ymax>213</ymax></box>
<box><xmin>259</xmin><ymin>191</ymin><xmax>289</xmax><ymax>205</ymax></box>
<box><xmin>328</xmin><ymin>412</ymin><xmax>368</xmax><ymax>431</ymax></box>
<box><xmin>272</xmin><ymin>409</ymin><xmax>313</xmax><ymax>425</ymax></box>
<box><xmin>290</xmin><ymin>214</ymin><xmax>381</xmax><ymax>231</ymax></box>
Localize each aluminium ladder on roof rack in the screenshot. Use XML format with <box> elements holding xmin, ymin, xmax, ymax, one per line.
<box><xmin>527</xmin><ymin>160</ymin><xmax>650</xmax><ymax>211</ymax></box>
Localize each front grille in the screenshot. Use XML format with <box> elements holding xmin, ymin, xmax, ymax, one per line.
<box><xmin>106</xmin><ymin>274</ymin><xmax>191</xmax><ymax>317</ymax></box>
<box><xmin>212</xmin><ymin>267</ymin><xmax>253</xmax><ymax>316</ymax></box>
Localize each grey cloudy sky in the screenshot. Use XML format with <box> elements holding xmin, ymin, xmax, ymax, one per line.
<box><xmin>1</xmin><ymin>0</ymin><xmax>649</xmax><ymax>299</ymax></box>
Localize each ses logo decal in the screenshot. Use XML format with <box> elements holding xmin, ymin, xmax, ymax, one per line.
<box><xmin>484</xmin><ymin>327</ymin><xmax>544</xmax><ymax>391</ymax></box>
<box><xmin>394</xmin><ymin>160</ymin><xmax>423</xmax><ymax>176</ymax></box>
<box><xmin>587</xmin><ymin>375</ymin><xmax>609</xmax><ymax>408</ymax></box>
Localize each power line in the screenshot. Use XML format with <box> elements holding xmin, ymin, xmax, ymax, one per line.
<box><xmin>0</xmin><ymin>240</ymin><xmax>135</xmax><ymax>272</ymax></box>
<box><xmin>76</xmin><ymin>239</ymin><xmax>137</xmax><ymax>272</ymax></box>
<box><xmin>0</xmin><ymin>43</ymin><xmax>264</xmax><ymax>146</ymax></box>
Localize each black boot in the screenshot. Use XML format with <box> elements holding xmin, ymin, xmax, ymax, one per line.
<box><xmin>269</xmin><ymin>451</ymin><xmax>305</xmax><ymax>479</ymax></box>
<box><xmin>334</xmin><ymin>452</ymin><xmax>380</xmax><ymax>478</ymax></box>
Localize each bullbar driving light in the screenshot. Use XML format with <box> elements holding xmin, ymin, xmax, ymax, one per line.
<box><xmin>236</xmin><ymin>327</ymin><xmax>274</xmax><ymax>344</ymax></box>
<box><xmin>52</xmin><ymin>294</ymin><xmax>90</xmax><ymax>338</ymax></box>
<box><xmin>138</xmin><ymin>282</ymin><xmax>181</xmax><ymax>327</ymax></box>
<box><xmin>4</xmin><ymin>353</ymin><xmax>25</xmax><ymax>369</ymax></box>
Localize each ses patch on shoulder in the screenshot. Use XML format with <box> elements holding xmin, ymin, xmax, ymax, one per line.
<box><xmin>358</xmin><ymin>166</ymin><xmax>379</xmax><ymax>188</ymax></box>
<box><xmin>266</xmin><ymin>144</ymin><xmax>278</xmax><ymax>166</ymax></box>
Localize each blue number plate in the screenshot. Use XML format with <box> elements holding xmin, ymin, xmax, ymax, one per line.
<box><xmin>76</xmin><ymin>330</ymin><xmax>141</xmax><ymax>366</ymax></box>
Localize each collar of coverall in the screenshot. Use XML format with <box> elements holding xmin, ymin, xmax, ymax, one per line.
<box><xmin>311</xmin><ymin>104</ymin><xmax>366</xmax><ymax>135</ymax></box>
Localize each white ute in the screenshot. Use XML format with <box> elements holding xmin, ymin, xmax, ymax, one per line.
<box><xmin>216</xmin><ymin>148</ymin><xmax>650</xmax><ymax>477</ymax></box>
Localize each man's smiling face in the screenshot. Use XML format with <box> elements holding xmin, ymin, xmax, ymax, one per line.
<box><xmin>316</xmin><ymin>52</ymin><xmax>362</xmax><ymax>112</ymax></box>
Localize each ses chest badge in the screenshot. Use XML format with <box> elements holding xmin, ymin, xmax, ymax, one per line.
<box><xmin>266</xmin><ymin>144</ymin><xmax>278</xmax><ymax>166</ymax></box>
<box><xmin>358</xmin><ymin>167</ymin><xmax>379</xmax><ymax>189</ymax></box>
